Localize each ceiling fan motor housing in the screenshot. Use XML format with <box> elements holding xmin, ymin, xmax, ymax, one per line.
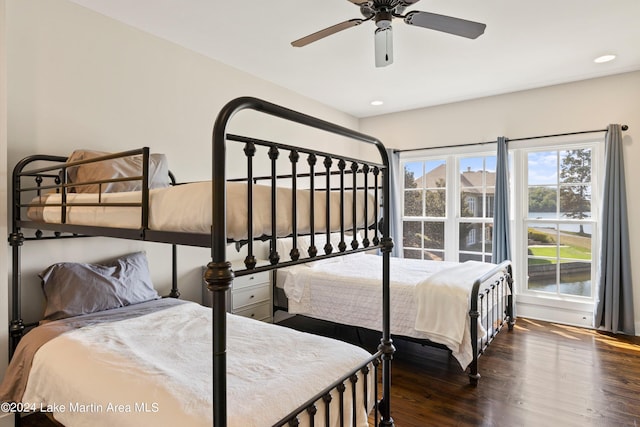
<box><xmin>375</xmin><ymin>11</ymin><xmax>393</xmax><ymax>29</ymax></box>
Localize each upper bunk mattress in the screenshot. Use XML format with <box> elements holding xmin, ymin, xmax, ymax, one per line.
<box><xmin>26</xmin><ymin>181</ymin><xmax>377</xmax><ymax>241</ymax></box>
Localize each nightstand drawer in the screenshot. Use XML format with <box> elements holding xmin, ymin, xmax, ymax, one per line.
<box><xmin>232</xmin><ymin>271</ymin><xmax>270</xmax><ymax>290</ymax></box>
<box><xmin>232</xmin><ymin>284</ymin><xmax>271</xmax><ymax>310</ymax></box>
<box><xmin>234</xmin><ymin>301</ymin><xmax>272</xmax><ymax>322</ymax></box>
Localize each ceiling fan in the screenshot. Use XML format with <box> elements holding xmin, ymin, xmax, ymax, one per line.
<box><xmin>291</xmin><ymin>0</ymin><xmax>486</xmax><ymax>67</ymax></box>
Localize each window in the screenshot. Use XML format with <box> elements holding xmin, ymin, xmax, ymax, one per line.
<box><xmin>524</xmin><ymin>148</ymin><xmax>595</xmax><ymax>298</ymax></box>
<box><xmin>458</xmin><ymin>155</ymin><xmax>496</xmax><ymax>262</ymax></box>
<box><xmin>402</xmin><ymin>160</ymin><xmax>446</xmax><ymax>261</ymax></box>
<box><xmin>400</xmin><ymin>138</ymin><xmax>603</xmax><ymax>323</ymax></box>
<box><xmin>401</xmin><ymin>153</ymin><xmax>496</xmax><ymax>263</ymax></box>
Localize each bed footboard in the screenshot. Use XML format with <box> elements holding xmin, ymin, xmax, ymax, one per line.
<box><xmin>468</xmin><ymin>260</ymin><xmax>514</xmax><ymax>385</ymax></box>
<box><xmin>274</xmin><ymin>352</ymin><xmax>381</xmax><ymax>427</ymax></box>
<box><xmin>208</xmin><ymin>97</ymin><xmax>395</xmax><ymax>427</ymax></box>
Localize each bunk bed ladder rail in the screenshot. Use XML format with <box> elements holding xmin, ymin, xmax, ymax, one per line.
<box><xmin>209</xmin><ymin>97</ymin><xmax>395</xmax><ymax>427</ymax></box>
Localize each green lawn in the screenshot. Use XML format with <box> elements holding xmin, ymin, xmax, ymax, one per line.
<box><xmin>529</xmin><ymin>245</ymin><xmax>591</xmax><ymax>261</ymax></box>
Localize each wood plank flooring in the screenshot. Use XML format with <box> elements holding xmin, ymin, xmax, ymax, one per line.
<box><xmin>21</xmin><ymin>316</ymin><xmax>640</xmax><ymax>426</ymax></box>
<box><xmin>279</xmin><ymin>315</ymin><xmax>640</xmax><ymax>427</ymax></box>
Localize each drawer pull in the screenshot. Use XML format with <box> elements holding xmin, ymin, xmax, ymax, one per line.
<box><xmin>250</xmin><ymin>295</ymin><xmax>255</xmax><ymax>299</ymax></box>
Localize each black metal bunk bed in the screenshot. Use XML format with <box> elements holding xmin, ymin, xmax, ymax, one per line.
<box><xmin>6</xmin><ymin>97</ymin><xmax>395</xmax><ymax>426</ymax></box>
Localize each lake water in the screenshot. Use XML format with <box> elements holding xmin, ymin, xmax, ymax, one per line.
<box><xmin>528</xmin><ymin>211</ymin><xmax>593</xmax><ymax>235</ymax></box>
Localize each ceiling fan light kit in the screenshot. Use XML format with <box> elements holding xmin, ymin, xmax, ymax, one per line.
<box><xmin>291</xmin><ymin>0</ymin><xmax>486</xmax><ymax>67</ymax></box>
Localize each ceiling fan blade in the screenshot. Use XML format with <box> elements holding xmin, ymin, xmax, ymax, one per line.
<box><xmin>404</xmin><ymin>11</ymin><xmax>486</xmax><ymax>39</ymax></box>
<box><xmin>375</xmin><ymin>27</ymin><xmax>393</xmax><ymax>67</ymax></box>
<box><xmin>291</xmin><ymin>19</ymin><xmax>363</xmax><ymax>47</ymax></box>
<box><xmin>347</xmin><ymin>0</ymin><xmax>369</xmax><ymax>4</ymax></box>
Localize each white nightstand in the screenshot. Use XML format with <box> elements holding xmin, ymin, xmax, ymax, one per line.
<box><xmin>202</xmin><ymin>262</ymin><xmax>272</xmax><ymax>323</ymax></box>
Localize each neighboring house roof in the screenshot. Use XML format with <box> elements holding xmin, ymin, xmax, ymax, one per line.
<box><xmin>415</xmin><ymin>166</ymin><xmax>496</xmax><ymax>194</ymax></box>
<box><xmin>414</xmin><ymin>163</ymin><xmax>446</xmax><ymax>188</ymax></box>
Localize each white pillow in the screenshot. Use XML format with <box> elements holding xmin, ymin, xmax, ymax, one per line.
<box><xmin>67</xmin><ymin>149</ymin><xmax>170</xmax><ymax>193</ymax></box>
<box><xmin>275</xmin><ymin>237</ymin><xmax>296</xmax><ymax>262</ymax></box>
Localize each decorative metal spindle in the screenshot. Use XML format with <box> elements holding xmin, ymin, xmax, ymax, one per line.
<box><xmin>373</xmin><ymin>359</ymin><xmax>380</xmax><ymax>427</ymax></box>
<box><xmin>269</xmin><ymin>146</ymin><xmax>280</xmax><ymax>265</ymax></box>
<box><xmin>373</xmin><ymin>167</ymin><xmax>380</xmax><ymax>246</ymax></box>
<box><xmin>308</xmin><ymin>154</ymin><xmax>318</xmax><ymax>257</ymax></box>
<box><xmin>362</xmin><ymin>164</ymin><xmax>370</xmax><ymax>247</ymax></box>
<box><xmin>288</xmin><ymin>416</ymin><xmax>300</xmax><ymax>427</ymax></box>
<box><xmin>337</xmin><ymin>382</ymin><xmax>346</xmax><ymax>427</ymax></box>
<box><xmin>338</xmin><ymin>159</ymin><xmax>346</xmax><ymax>252</ymax></box>
<box><xmin>361</xmin><ymin>365</ymin><xmax>370</xmax><ymax>412</ymax></box>
<box><xmin>290</xmin><ymin>150</ymin><xmax>300</xmax><ymax>261</ymax></box>
<box><xmin>323</xmin><ymin>157</ymin><xmax>332</xmax><ymax>255</ymax></box>
<box><xmin>141</xmin><ymin>148</ymin><xmax>150</xmax><ymax>230</ymax></box>
<box><xmin>323</xmin><ymin>394</ymin><xmax>332</xmax><ymax>427</ymax></box>
<box><xmin>351</xmin><ymin>162</ymin><xmax>359</xmax><ymax>250</ymax></box>
<box><xmin>492</xmin><ymin>283</ymin><xmax>497</xmax><ymax>338</ymax></box>
<box><xmin>307</xmin><ymin>404</ymin><xmax>317</xmax><ymax>427</ymax></box>
<box><xmin>35</xmin><ymin>175</ymin><xmax>43</xmax><ymax>197</ymax></box>
<box><xmin>60</xmin><ymin>168</ymin><xmax>67</xmax><ymax>224</ymax></box>
<box><xmin>350</xmin><ymin>374</ymin><xmax>358</xmax><ymax>426</ymax></box>
<box><xmin>244</xmin><ymin>142</ymin><xmax>257</xmax><ymax>269</ymax></box>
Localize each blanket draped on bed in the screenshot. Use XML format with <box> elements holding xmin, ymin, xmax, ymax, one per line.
<box><xmin>414</xmin><ymin>260</ymin><xmax>498</xmax><ymax>367</ymax></box>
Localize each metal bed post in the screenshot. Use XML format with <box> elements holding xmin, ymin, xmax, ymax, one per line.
<box><xmin>210</xmin><ymin>96</ymin><xmax>395</xmax><ymax>427</ymax></box>
<box><xmin>379</xmin><ymin>157</ymin><xmax>395</xmax><ymax>427</ymax></box>
<box><xmin>507</xmin><ymin>264</ymin><xmax>515</xmax><ymax>330</ymax></box>
<box><xmin>208</xmin><ymin>103</ymin><xmax>236</xmax><ymax>427</ymax></box>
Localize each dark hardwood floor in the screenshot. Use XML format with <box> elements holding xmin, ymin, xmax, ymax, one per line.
<box><xmin>393</xmin><ymin>318</ymin><xmax>640</xmax><ymax>426</ymax></box>
<box><xmin>279</xmin><ymin>315</ymin><xmax>640</xmax><ymax>427</ymax></box>
<box><xmin>20</xmin><ymin>316</ymin><xmax>640</xmax><ymax>426</ymax></box>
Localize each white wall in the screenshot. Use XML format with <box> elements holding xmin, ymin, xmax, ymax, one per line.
<box><xmin>5</xmin><ymin>0</ymin><xmax>364</xmax><ymax>323</ymax></box>
<box><xmin>0</xmin><ymin>1</ymin><xmax>12</xmax><ymax>425</ymax></box>
<box><xmin>361</xmin><ymin>71</ymin><xmax>640</xmax><ymax>331</ymax></box>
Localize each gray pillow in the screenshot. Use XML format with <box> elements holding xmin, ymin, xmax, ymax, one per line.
<box><xmin>39</xmin><ymin>252</ymin><xmax>160</xmax><ymax>321</ymax></box>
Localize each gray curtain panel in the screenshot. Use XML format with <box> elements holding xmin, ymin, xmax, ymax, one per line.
<box><xmin>386</xmin><ymin>148</ymin><xmax>402</xmax><ymax>257</ymax></box>
<box><xmin>595</xmin><ymin>124</ymin><xmax>635</xmax><ymax>334</ymax></box>
<box><xmin>492</xmin><ymin>137</ymin><xmax>511</xmax><ymax>263</ymax></box>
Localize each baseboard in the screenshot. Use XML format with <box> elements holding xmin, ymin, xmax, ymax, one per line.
<box><xmin>516</xmin><ymin>300</ymin><xmax>594</xmax><ymax>328</ymax></box>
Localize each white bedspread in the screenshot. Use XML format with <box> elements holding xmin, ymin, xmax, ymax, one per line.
<box><xmin>21</xmin><ymin>301</ymin><xmax>373</xmax><ymax>427</ymax></box>
<box><xmin>281</xmin><ymin>254</ymin><xmax>505</xmax><ymax>368</ymax></box>
<box><xmin>414</xmin><ymin>260</ymin><xmax>501</xmax><ymax>367</ymax></box>
<box><xmin>27</xmin><ymin>181</ymin><xmax>376</xmax><ymax>241</ymax></box>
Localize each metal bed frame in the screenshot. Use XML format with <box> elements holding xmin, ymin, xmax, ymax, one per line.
<box><xmin>274</xmin><ymin>259</ymin><xmax>514</xmax><ymax>386</ymax></box>
<box><xmin>8</xmin><ymin>97</ymin><xmax>395</xmax><ymax>426</ymax></box>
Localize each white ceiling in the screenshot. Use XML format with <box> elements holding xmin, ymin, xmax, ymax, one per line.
<box><xmin>68</xmin><ymin>0</ymin><xmax>640</xmax><ymax>118</ymax></box>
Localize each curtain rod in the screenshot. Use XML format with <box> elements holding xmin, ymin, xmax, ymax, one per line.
<box><xmin>394</xmin><ymin>124</ymin><xmax>629</xmax><ymax>153</ymax></box>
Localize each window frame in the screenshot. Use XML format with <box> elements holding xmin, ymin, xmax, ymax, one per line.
<box><xmin>399</xmin><ymin>145</ymin><xmax>498</xmax><ymax>262</ymax></box>
<box><xmin>514</xmin><ymin>139</ymin><xmax>603</xmax><ymax>305</ymax></box>
<box><xmin>399</xmin><ymin>136</ymin><xmax>604</xmax><ymax>314</ymax></box>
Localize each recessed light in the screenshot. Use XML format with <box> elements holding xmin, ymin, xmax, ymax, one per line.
<box><xmin>370</xmin><ymin>100</ymin><xmax>384</xmax><ymax>106</ymax></box>
<box><xmin>594</xmin><ymin>54</ymin><xmax>616</xmax><ymax>63</ymax></box>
